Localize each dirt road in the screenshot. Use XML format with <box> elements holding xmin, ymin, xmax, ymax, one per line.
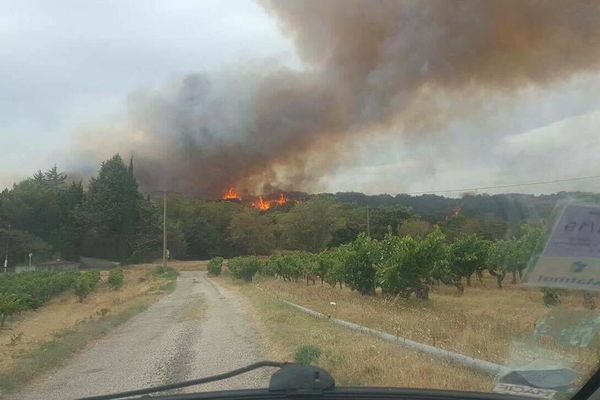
<box><xmin>11</xmin><ymin>271</ymin><xmax>271</xmax><ymax>400</ymax></box>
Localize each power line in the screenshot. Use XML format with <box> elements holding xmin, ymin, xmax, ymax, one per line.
<box><xmin>402</xmin><ymin>174</ymin><xmax>600</xmax><ymax>196</ymax></box>
<box><xmin>146</xmin><ymin>174</ymin><xmax>600</xmax><ymax>199</ymax></box>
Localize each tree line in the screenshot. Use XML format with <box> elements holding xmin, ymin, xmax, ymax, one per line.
<box><xmin>0</xmin><ymin>155</ymin><xmax>161</xmax><ymax>266</ymax></box>
<box><xmin>2</xmin><ymin>154</ymin><xmax>595</xmax><ymax>268</ymax></box>
<box><xmin>217</xmin><ymin>226</ymin><xmax>544</xmax><ymax>301</ymax></box>
<box><xmin>164</xmin><ymin>192</ymin><xmax>532</xmax><ymax>261</ymax></box>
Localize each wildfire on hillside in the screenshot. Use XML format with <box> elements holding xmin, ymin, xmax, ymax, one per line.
<box><xmin>251</xmin><ymin>196</ymin><xmax>270</xmax><ymax>211</ymax></box>
<box><xmin>222</xmin><ymin>187</ymin><xmax>242</xmax><ymax>201</ymax></box>
<box><xmin>251</xmin><ymin>193</ymin><xmax>289</xmax><ymax>211</ymax></box>
<box><xmin>222</xmin><ymin>188</ymin><xmax>291</xmax><ymax>211</ymax></box>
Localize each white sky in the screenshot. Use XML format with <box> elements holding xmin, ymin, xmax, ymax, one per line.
<box><xmin>2</xmin><ymin>0</ymin><xmax>600</xmax><ymax>196</ymax></box>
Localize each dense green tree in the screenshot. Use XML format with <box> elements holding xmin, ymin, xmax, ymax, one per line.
<box><xmin>56</xmin><ymin>181</ymin><xmax>85</xmax><ymax>260</ymax></box>
<box><xmin>397</xmin><ymin>218</ymin><xmax>433</xmax><ymax>238</ymax></box>
<box><xmin>228</xmin><ymin>208</ymin><xmax>274</xmax><ymax>255</ymax></box>
<box><xmin>511</xmin><ymin>226</ymin><xmax>544</xmax><ymax>283</ymax></box>
<box><xmin>1</xmin><ymin>179</ymin><xmax>59</xmax><ymax>245</ymax></box>
<box><xmin>0</xmin><ymin>227</ymin><xmax>52</xmax><ymax>267</ymax></box>
<box><xmin>487</xmin><ymin>240</ymin><xmax>514</xmax><ymax>288</ymax></box>
<box><xmin>447</xmin><ymin>234</ymin><xmax>490</xmax><ymax>289</ymax></box>
<box><xmin>278</xmin><ymin>197</ymin><xmax>346</xmax><ymax>252</ymax></box>
<box><xmin>344</xmin><ymin>233</ymin><xmax>381</xmax><ymax>296</ymax></box>
<box><xmin>81</xmin><ymin>155</ymin><xmax>143</xmax><ymax>260</ymax></box>
<box><xmin>378</xmin><ymin>229</ymin><xmax>447</xmax><ymax>300</ymax></box>
<box><xmin>228</xmin><ymin>256</ymin><xmax>262</xmax><ymax>282</ymax></box>
<box><xmin>127</xmin><ymin>197</ymin><xmax>162</xmax><ymax>263</ymax></box>
<box><xmin>167</xmin><ymin>196</ymin><xmax>238</xmax><ymax>259</ymax></box>
<box><xmin>329</xmin><ymin>204</ymin><xmax>367</xmax><ymax>246</ymax></box>
<box><xmin>442</xmin><ymin>215</ymin><xmax>508</xmax><ymax>241</ymax></box>
<box><xmin>368</xmin><ymin>206</ymin><xmax>413</xmax><ymax>240</ymax></box>
<box><xmin>263</xmin><ymin>253</ymin><xmax>303</xmax><ymax>282</ymax></box>
<box><xmin>320</xmin><ymin>245</ymin><xmax>351</xmax><ymax>288</ymax></box>
<box><xmin>166</xmin><ymin>220</ymin><xmax>188</xmax><ymax>260</ymax></box>
<box><xmin>43</xmin><ymin>165</ymin><xmax>67</xmax><ymax>189</ymax></box>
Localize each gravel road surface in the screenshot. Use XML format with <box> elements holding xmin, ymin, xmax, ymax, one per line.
<box><xmin>11</xmin><ymin>271</ymin><xmax>271</xmax><ymax>400</ymax></box>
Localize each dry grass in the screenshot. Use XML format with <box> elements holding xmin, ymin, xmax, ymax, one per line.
<box><xmin>168</xmin><ymin>260</ymin><xmax>208</xmax><ymax>272</ymax></box>
<box><xmin>215</xmin><ymin>276</ymin><xmax>492</xmax><ymax>391</ymax></box>
<box><xmin>0</xmin><ymin>264</ymin><xmax>173</xmax><ymax>377</ymax></box>
<box><xmin>214</xmin><ymin>274</ymin><xmax>599</xmax><ymax>391</ymax></box>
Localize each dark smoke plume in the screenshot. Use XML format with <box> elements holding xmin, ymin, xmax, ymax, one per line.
<box><xmin>76</xmin><ymin>0</ymin><xmax>600</xmax><ymax>196</ymax></box>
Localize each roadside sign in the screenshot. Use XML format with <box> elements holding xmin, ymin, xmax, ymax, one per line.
<box><xmin>525</xmin><ymin>203</ymin><xmax>600</xmax><ymax>291</ymax></box>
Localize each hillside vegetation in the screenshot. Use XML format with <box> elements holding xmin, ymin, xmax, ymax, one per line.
<box><xmin>3</xmin><ymin>155</ymin><xmax>599</xmax><ymax>267</ymax></box>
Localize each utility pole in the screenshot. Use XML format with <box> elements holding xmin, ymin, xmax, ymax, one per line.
<box><xmin>4</xmin><ymin>224</ymin><xmax>10</xmax><ymax>273</ymax></box>
<box><xmin>162</xmin><ymin>191</ymin><xmax>168</xmax><ymax>270</ymax></box>
<box><xmin>366</xmin><ymin>205</ymin><xmax>370</xmax><ymax>237</ymax></box>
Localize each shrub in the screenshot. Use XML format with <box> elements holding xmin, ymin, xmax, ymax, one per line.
<box><xmin>74</xmin><ymin>277</ymin><xmax>92</xmax><ymax>302</ymax></box>
<box><xmin>208</xmin><ymin>257</ymin><xmax>224</xmax><ymax>276</ymax></box>
<box><xmin>108</xmin><ymin>269</ymin><xmax>124</xmax><ymax>290</ymax></box>
<box><xmin>153</xmin><ymin>265</ymin><xmax>179</xmax><ymax>280</ymax></box>
<box><xmin>377</xmin><ymin>229</ymin><xmax>447</xmax><ymax>300</ymax></box>
<box><xmin>228</xmin><ymin>256</ymin><xmax>262</xmax><ymax>282</ymax></box>
<box><xmin>294</xmin><ymin>345</ymin><xmax>321</xmax><ymax>365</ymax></box>
<box><xmin>344</xmin><ymin>233</ymin><xmax>381</xmax><ymax>296</ymax></box>
<box><xmin>0</xmin><ymin>293</ymin><xmax>27</xmax><ymax>327</ymax></box>
<box><xmin>542</xmin><ymin>288</ymin><xmax>561</xmax><ymax>306</ymax></box>
<box><xmin>0</xmin><ymin>271</ymin><xmax>78</xmax><ymax>309</ymax></box>
<box><xmin>265</xmin><ymin>251</ymin><xmax>321</xmax><ymax>284</ymax></box>
<box><xmin>447</xmin><ymin>234</ymin><xmax>490</xmax><ymax>288</ymax></box>
<box><xmin>0</xmin><ymin>271</ymin><xmax>84</xmax><ymax>325</ymax></box>
<box><xmin>299</xmin><ymin>252</ymin><xmax>321</xmax><ymax>285</ymax></box>
<box><xmin>264</xmin><ymin>252</ymin><xmax>314</xmax><ymax>282</ymax></box>
<box><xmin>320</xmin><ymin>246</ymin><xmax>350</xmax><ymax>288</ymax></box>
<box><xmin>73</xmin><ymin>270</ymin><xmax>102</xmax><ymax>302</ymax></box>
<box><xmin>82</xmin><ymin>270</ymin><xmax>101</xmax><ymax>290</ymax></box>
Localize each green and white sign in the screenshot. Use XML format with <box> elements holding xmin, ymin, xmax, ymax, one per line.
<box><xmin>526</xmin><ymin>203</ymin><xmax>600</xmax><ymax>291</ymax></box>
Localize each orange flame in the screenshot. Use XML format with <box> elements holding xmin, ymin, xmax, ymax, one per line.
<box><xmin>251</xmin><ymin>196</ymin><xmax>271</xmax><ymax>211</ymax></box>
<box><xmin>223</xmin><ymin>187</ymin><xmax>241</xmax><ymax>201</ymax></box>
<box><xmin>222</xmin><ymin>189</ymin><xmax>290</xmax><ymax>211</ymax></box>
<box><xmin>249</xmin><ymin>193</ymin><xmax>289</xmax><ymax>211</ymax></box>
<box><xmin>276</xmin><ymin>193</ymin><xmax>287</xmax><ymax>206</ymax></box>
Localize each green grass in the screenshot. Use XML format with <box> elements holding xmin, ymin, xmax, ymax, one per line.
<box><xmin>153</xmin><ymin>265</ymin><xmax>179</xmax><ymax>281</ymax></box>
<box><xmin>0</xmin><ymin>303</ymin><xmax>150</xmax><ymax>395</ymax></box>
<box><xmin>294</xmin><ymin>345</ymin><xmax>321</xmax><ymax>365</ymax></box>
<box><xmin>145</xmin><ymin>280</ymin><xmax>177</xmax><ymax>295</ymax></box>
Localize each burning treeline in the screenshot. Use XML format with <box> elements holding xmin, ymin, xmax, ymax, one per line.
<box><xmin>78</xmin><ymin>1</ymin><xmax>600</xmax><ymax>196</ymax></box>
<box><xmin>222</xmin><ymin>187</ymin><xmax>294</xmax><ymax>211</ymax></box>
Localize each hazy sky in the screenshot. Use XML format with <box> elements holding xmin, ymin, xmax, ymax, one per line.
<box><xmin>0</xmin><ymin>0</ymin><xmax>296</xmax><ymax>184</ymax></box>
<box><xmin>2</xmin><ymin>0</ymin><xmax>600</xmax><ymax>196</ymax></box>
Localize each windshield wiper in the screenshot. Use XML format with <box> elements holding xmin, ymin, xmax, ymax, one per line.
<box><xmin>78</xmin><ymin>361</ymin><xmax>289</xmax><ymax>400</ymax></box>
<box><xmin>78</xmin><ymin>361</ymin><xmax>526</xmax><ymax>400</ymax></box>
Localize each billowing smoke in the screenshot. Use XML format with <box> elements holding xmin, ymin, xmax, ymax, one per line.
<box><xmin>74</xmin><ymin>0</ymin><xmax>600</xmax><ymax>196</ymax></box>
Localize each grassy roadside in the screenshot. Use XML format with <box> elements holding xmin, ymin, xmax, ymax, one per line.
<box><xmin>0</xmin><ymin>301</ymin><xmax>148</xmax><ymax>394</ymax></box>
<box><xmin>213</xmin><ymin>275</ymin><xmax>493</xmax><ymax>392</ymax></box>
<box><xmin>233</xmin><ymin>275</ymin><xmax>597</xmax><ymax>372</ymax></box>
<box><xmin>0</xmin><ymin>267</ymin><xmax>178</xmax><ymax>395</ymax></box>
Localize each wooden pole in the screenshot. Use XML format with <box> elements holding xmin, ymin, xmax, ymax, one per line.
<box><xmin>162</xmin><ymin>191</ymin><xmax>167</xmax><ymax>270</ymax></box>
